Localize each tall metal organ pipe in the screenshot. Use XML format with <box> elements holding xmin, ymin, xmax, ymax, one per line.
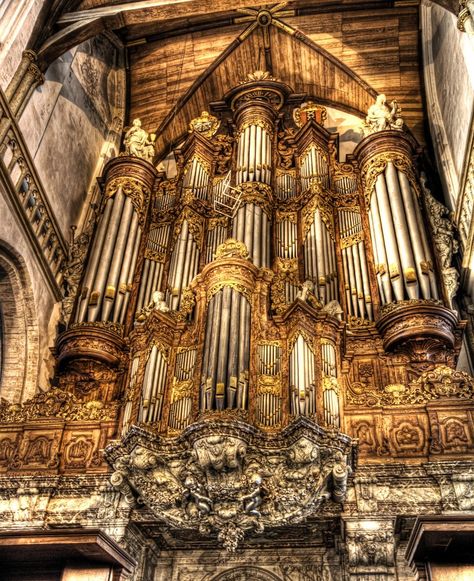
<box><xmin>232</xmin><ymin>102</ymin><xmax>275</xmax><ymax>268</ymax></box>
<box><xmin>256</xmin><ymin>343</ymin><xmax>282</xmax><ymax>428</ymax></box>
<box><xmin>201</xmin><ymin>288</ymin><xmax>250</xmax><ymax>410</ymax></box>
<box><xmin>321</xmin><ymin>340</ymin><xmax>340</xmax><ymax>428</ymax></box>
<box><xmin>139</xmin><ymin>345</ymin><xmax>168</xmax><ymax>424</ymax></box>
<box><xmin>289</xmin><ymin>335</ymin><xmax>316</xmax><ymax>417</ymax></box>
<box><xmin>339</xmin><ymin>208</ymin><xmax>373</xmax><ymax>320</ymax></box>
<box><xmin>355</xmin><ymin>132</ymin><xmax>439</xmax><ymax>307</ymax></box>
<box><xmin>303</xmin><ymin>207</ymin><xmax>338</xmax><ymax>304</ymax></box>
<box><xmin>167</xmin><ymin>218</ymin><xmax>201</xmax><ymax>310</ymax></box>
<box><xmin>75</xmin><ymin>157</ymin><xmax>155</xmax><ymax>324</ymax></box>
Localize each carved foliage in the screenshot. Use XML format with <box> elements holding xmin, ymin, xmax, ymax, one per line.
<box><xmin>107</xmin><ymin>419</ymin><xmax>355</xmax><ymax>551</ymax></box>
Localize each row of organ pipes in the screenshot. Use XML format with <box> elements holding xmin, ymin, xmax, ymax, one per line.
<box><xmin>71</xmin><ymin>78</ymin><xmax>448</xmax><ymax>435</ymax></box>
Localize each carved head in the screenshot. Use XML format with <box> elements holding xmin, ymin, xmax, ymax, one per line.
<box><xmin>132</xmin><ymin>118</ymin><xmax>142</xmax><ymax>127</ymax></box>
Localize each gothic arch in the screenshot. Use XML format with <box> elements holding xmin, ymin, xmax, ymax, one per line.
<box><xmin>0</xmin><ymin>241</ymin><xmax>39</xmax><ymax>403</ymax></box>
<box><xmin>211</xmin><ymin>567</ymin><xmax>282</xmax><ymax>581</ymax></box>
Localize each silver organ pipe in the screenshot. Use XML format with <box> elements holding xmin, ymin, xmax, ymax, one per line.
<box><xmin>303</xmin><ymin>205</ymin><xmax>338</xmax><ymax>304</ymax></box>
<box><xmin>276</xmin><ymin>215</ymin><xmax>298</xmax><ymax>259</ymax></box>
<box><xmin>300</xmin><ymin>144</ymin><xmax>329</xmax><ymax>190</ymax></box>
<box><xmin>275</xmin><ymin>170</ymin><xmax>297</xmax><ymax>201</ymax></box>
<box><xmin>321</xmin><ymin>340</ymin><xmax>340</xmax><ymax>428</ymax></box>
<box><xmin>136</xmin><ymin>223</ymin><xmax>171</xmax><ymax>312</ymax></box>
<box><xmin>200</xmin><ymin>288</ymin><xmax>250</xmax><ymax>411</ymax></box>
<box><xmin>256</xmin><ymin>343</ymin><xmax>282</xmax><ymax>428</ymax></box>
<box><xmin>139</xmin><ymin>345</ymin><xmax>168</xmax><ymax>424</ymax></box>
<box><xmin>167</xmin><ymin>218</ymin><xmax>200</xmax><ymax>310</ymax></box>
<box><xmin>76</xmin><ymin>169</ymin><xmax>149</xmax><ymax>324</ymax></box>
<box><xmin>122</xmin><ymin>355</ymin><xmax>140</xmax><ymax>435</ymax></box>
<box><xmin>168</xmin><ymin>348</ymin><xmax>196</xmax><ymax>430</ymax></box>
<box><xmin>289</xmin><ymin>335</ymin><xmax>316</xmax><ymax>417</ymax></box>
<box><xmin>183</xmin><ymin>156</ymin><xmax>210</xmax><ymax>201</ymax></box>
<box><xmin>205</xmin><ymin>218</ymin><xmax>228</xmax><ymax>264</ymax></box>
<box><xmin>367</xmin><ymin>163</ymin><xmax>437</xmax><ymax>305</ymax></box>
<box><xmin>113</xmin><ymin>211</ymin><xmax>141</xmax><ymax>323</ymax></box>
<box><xmin>233</xmin><ymin>118</ymin><xmax>273</xmax><ymax>267</ymax></box>
<box><xmin>398</xmin><ymin>170</ymin><xmax>438</xmax><ymax>299</ymax></box>
<box><xmin>339</xmin><ymin>208</ymin><xmax>373</xmax><ymax>320</ymax></box>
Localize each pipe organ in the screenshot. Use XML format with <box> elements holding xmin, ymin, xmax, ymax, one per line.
<box><xmin>59</xmin><ymin>73</ymin><xmax>461</xmax><ymax>452</ymax></box>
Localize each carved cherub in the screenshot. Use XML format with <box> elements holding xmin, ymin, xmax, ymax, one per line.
<box><xmin>135</xmin><ymin>290</ymin><xmax>169</xmax><ymax>323</ymax></box>
<box><xmin>321</xmin><ymin>299</ymin><xmax>343</xmax><ymax>320</ymax></box>
<box><xmin>241</xmin><ymin>472</ymin><xmax>263</xmax><ymax>516</ymax></box>
<box><xmin>296</xmin><ymin>280</ymin><xmax>314</xmax><ymax>302</ymax></box>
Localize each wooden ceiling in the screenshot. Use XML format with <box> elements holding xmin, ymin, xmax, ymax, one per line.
<box><xmin>126</xmin><ymin>2</ymin><xmax>425</xmax><ymax>158</ymax></box>
<box><xmin>37</xmin><ymin>0</ymin><xmax>441</xmax><ymax>157</ymax></box>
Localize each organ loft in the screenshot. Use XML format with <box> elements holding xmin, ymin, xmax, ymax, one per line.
<box><xmin>0</xmin><ymin>2</ymin><xmax>473</xmax><ymax>580</ymax></box>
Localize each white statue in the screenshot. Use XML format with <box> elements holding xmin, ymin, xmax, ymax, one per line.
<box><xmin>150</xmin><ymin>290</ymin><xmax>169</xmax><ymax>313</ymax></box>
<box><xmin>322</xmin><ymin>300</ymin><xmax>343</xmax><ymax>320</ymax></box>
<box><xmin>135</xmin><ymin>290</ymin><xmax>169</xmax><ymax>323</ymax></box>
<box><xmin>362</xmin><ymin>94</ymin><xmax>404</xmax><ymax>137</ymax></box>
<box><xmin>123</xmin><ymin>118</ymin><xmax>155</xmax><ymax>163</ymax></box>
<box><xmin>297</xmin><ymin>280</ymin><xmax>314</xmax><ymax>302</ymax></box>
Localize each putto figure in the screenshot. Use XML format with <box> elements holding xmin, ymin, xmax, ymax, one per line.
<box><xmin>362</xmin><ymin>94</ymin><xmax>404</xmax><ymax>137</ymax></box>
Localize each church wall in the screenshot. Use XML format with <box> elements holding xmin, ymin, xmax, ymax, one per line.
<box><xmin>422</xmin><ymin>2</ymin><xmax>474</xmax><ymax>207</ymax></box>
<box><xmin>18</xmin><ymin>35</ymin><xmax>126</xmax><ymax>237</ymax></box>
<box><xmin>0</xmin><ymin>186</ymin><xmax>58</xmax><ymax>398</ymax></box>
<box><xmin>0</xmin><ymin>0</ymin><xmax>45</xmax><ymax>90</ymax></box>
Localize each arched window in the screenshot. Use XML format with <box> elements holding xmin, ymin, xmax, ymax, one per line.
<box><xmin>0</xmin><ymin>242</ymin><xmax>38</xmax><ymax>403</ymax></box>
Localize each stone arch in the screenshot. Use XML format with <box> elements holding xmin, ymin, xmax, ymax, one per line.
<box><xmin>211</xmin><ymin>567</ymin><xmax>282</xmax><ymax>581</ymax></box>
<box><xmin>0</xmin><ymin>241</ymin><xmax>39</xmax><ymax>403</ymax></box>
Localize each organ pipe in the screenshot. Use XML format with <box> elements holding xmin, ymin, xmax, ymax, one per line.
<box><xmin>201</xmin><ymin>288</ymin><xmax>250</xmax><ymax>411</ymax></box>
<box><xmin>367</xmin><ymin>160</ymin><xmax>437</xmax><ymax>305</ymax></box>
<box><xmin>303</xmin><ymin>205</ymin><xmax>338</xmax><ymax>304</ymax></box>
<box><xmin>321</xmin><ymin>341</ymin><xmax>340</xmax><ymax>428</ymax></box>
<box><xmin>289</xmin><ymin>335</ymin><xmax>316</xmax><ymax>417</ymax></box>
<box><xmin>75</xmin><ymin>158</ymin><xmax>154</xmax><ymax>325</ymax></box>
<box><xmin>339</xmin><ymin>209</ymin><xmax>373</xmax><ymax>320</ymax></box>
<box><xmin>139</xmin><ymin>345</ymin><xmax>168</xmax><ymax>424</ymax></box>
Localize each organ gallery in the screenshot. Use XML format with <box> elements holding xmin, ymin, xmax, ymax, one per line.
<box><xmin>0</xmin><ymin>1</ymin><xmax>473</xmax><ymax>579</ymax></box>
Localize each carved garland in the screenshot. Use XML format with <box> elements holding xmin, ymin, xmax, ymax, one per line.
<box><xmin>360</xmin><ymin>152</ymin><xmax>419</xmax><ymax>209</ymax></box>
<box><xmin>105</xmin><ymin>177</ymin><xmax>151</xmax><ymax>226</ymax></box>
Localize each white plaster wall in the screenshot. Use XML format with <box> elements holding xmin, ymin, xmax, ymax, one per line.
<box><xmin>19</xmin><ymin>36</ymin><xmax>126</xmax><ymax>237</ymax></box>
<box><xmin>422</xmin><ymin>1</ymin><xmax>474</xmax><ymax>208</ymax></box>
<box><xmin>0</xmin><ymin>0</ymin><xmax>45</xmax><ymax>90</ymax></box>
<box><xmin>0</xmin><ymin>185</ymin><xmax>59</xmax><ymax>397</ymax></box>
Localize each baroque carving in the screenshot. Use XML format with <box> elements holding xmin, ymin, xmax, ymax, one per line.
<box><xmin>346</xmin><ymin>364</ymin><xmax>474</xmax><ymax>407</ymax></box>
<box><xmin>422</xmin><ymin>174</ymin><xmax>459</xmax><ymax>308</ymax></box>
<box><xmin>122</xmin><ymin>118</ymin><xmax>156</xmax><ymax>163</ymax></box>
<box><xmin>107</xmin><ymin>419</ymin><xmax>355</xmax><ymax>551</ymax></box>
<box><xmin>361</xmin><ymin>94</ymin><xmax>404</xmax><ymax>137</ymax></box>
<box><xmin>0</xmin><ymin>388</ymin><xmax>119</xmax><ymax>423</ymax></box>
<box><xmin>293</xmin><ymin>101</ymin><xmax>328</xmax><ymax>128</ymax></box>
<box><xmin>189</xmin><ymin>111</ymin><xmax>220</xmax><ymax>139</ymax></box>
